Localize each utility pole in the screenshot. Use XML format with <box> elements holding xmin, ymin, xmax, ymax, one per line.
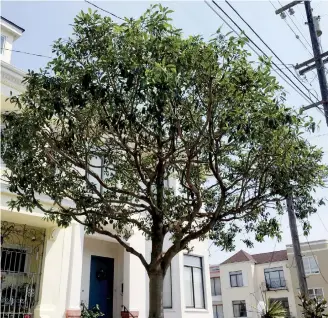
<box><xmin>303</xmin><ymin>1</ymin><xmax>328</xmax><ymax>125</ymax></box>
<box><xmin>286</xmin><ymin>194</ymin><xmax>309</xmax><ymax>297</ymax></box>
<box><xmin>274</xmin><ymin>1</ymin><xmax>328</xmax><ymax>299</ymax></box>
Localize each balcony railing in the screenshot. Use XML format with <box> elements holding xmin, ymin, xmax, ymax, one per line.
<box><xmin>265</xmin><ymin>278</ymin><xmax>287</xmax><ymax>290</ymax></box>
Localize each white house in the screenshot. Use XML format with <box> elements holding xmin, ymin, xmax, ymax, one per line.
<box><xmin>0</xmin><ymin>17</ymin><xmax>212</xmax><ymax>318</ymax></box>
<box><xmin>218</xmin><ymin>250</ymin><xmax>298</xmax><ymax>318</ymax></box>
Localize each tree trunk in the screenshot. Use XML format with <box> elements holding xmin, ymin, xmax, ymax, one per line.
<box><xmin>148</xmin><ymin>270</ymin><xmax>164</xmax><ymax>318</ymax></box>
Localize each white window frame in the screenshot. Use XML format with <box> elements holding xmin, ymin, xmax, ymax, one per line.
<box><xmin>230</xmin><ymin>270</ymin><xmax>243</xmax><ymax>287</ymax></box>
<box><xmin>232</xmin><ymin>300</ymin><xmax>247</xmax><ymax>317</ymax></box>
<box><xmin>213</xmin><ymin>304</ymin><xmax>224</xmax><ymax>318</ymax></box>
<box><xmin>211</xmin><ymin>277</ymin><xmax>221</xmax><ymax>296</ymax></box>
<box><xmin>308</xmin><ymin>288</ymin><xmax>324</xmax><ymax>299</ymax></box>
<box><xmin>183</xmin><ymin>254</ymin><xmax>205</xmax><ymax>309</ymax></box>
<box><xmin>303</xmin><ymin>255</ymin><xmax>320</xmax><ymax>275</ymax></box>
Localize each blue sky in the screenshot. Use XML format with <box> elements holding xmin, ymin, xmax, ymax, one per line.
<box><xmin>2</xmin><ymin>0</ymin><xmax>328</xmax><ymax>264</ymax></box>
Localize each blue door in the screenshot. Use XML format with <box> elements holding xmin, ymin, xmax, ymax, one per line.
<box><xmin>89</xmin><ymin>256</ymin><xmax>114</xmax><ymax>318</ymax></box>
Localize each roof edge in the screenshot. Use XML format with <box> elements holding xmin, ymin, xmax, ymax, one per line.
<box><xmin>1</xmin><ymin>16</ymin><xmax>25</xmax><ymax>33</ymax></box>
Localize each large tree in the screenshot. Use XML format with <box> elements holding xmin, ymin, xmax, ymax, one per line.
<box><xmin>1</xmin><ymin>5</ymin><xmax>327</xmax><ymax>318</ymax></box>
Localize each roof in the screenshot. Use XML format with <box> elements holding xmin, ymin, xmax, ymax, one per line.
<box><xmin>221</xmin><ymin>250</ymin><xmax>255</xmax><ymax>265</ymax></box>
<box><xmin>252</xmin><ymin>250</ymin><xmax>288</xmax><ymax>264</ymax></box>
<box><xmin>1</xmin><ymin>16</ymin><xmax>25</xmax><ymax>33</ymax></box>
<box><xmin>221</xmin><ymin>249</ymin><xmax>288</xmax><ymax>265</ymax></box>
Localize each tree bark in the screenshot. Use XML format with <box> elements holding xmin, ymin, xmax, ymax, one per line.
<box><xmin>148</xmin><ymin>270</ymin><xmax>164</xmax><ymax>318</ymax></box>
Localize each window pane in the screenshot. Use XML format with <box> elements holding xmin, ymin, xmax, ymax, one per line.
<box><xmin>211</xmin><ymin>278</ymin><xmax>215</xmax><ymax>296</ymax></box>
<box><xmin>163</xmin><ymin>266</ymin><xmax>172</xmax><ymax>308</ymax></box>
<box><xmin>184</xmin><ymin>255</ymin><xmax>201</xmax><ymax>267</ymax></box>
<box><xmin>1</xmin><ymin>35</ymin><xmax>5</xmax><ymax>54</ymax></box>
<box><xmin>315</xmin><ymin>288</ymin><xmax>323</xmax><ymax>296</ymax></box>
<box><xmin>213</xmin><ymin>305</ymin><xmax>218</xmax><ymax>318</ymax></box>
<box><xmin>303</xmin><ymin>258</ymin><xmax>310</xmax><ymax>274</ymax></box>
<box><xmin>218</xmin><ymin>305</ymin><xmax>224</xmax><ymax>318</ymax></box>
<box><xmin>184</xmin><ymin>266</ymin><xmax>193</xmax><ymax>307</ymax></box>
<box><xmin>309</xmin><ymin>257</ymin><xmax>319</xmax><ymax>273</ymax></box>
<box><xmin>231</xmin><ymin>274</ymin><xmax>237</xmax><ymax>287</ymax></box>
<box><xmin>237</xmin><ymin>273</ymin><xmax>243</xmax><ymax>287</ymax></box>
<box><xmin>233</xmin><ymin>304</ymin><xmax>239</xmax><ymax>317</ymax></box>
<box><xmin>215</xmin><ymin>277</ymin><xmax>221</xmax><ymax>295</ymax></box>
<box><xmin>193</xmin><ymin>267</ymin><xmax>204</xmax><ymax>308</ymax></box>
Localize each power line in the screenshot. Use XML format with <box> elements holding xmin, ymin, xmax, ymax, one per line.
<box><xmin>3</xmin><ymin>48</ymin><xmax>51</xmax><ymax>59</ymax></box>
<box><xmin>223</xmin><ymin>0</ymin><xmax>319</xmax><ymax>104</ymax></box>
<box><xmin>207</xmin><ymin>1</ymin><xmax>324</xmax><ymax>116</ymax></box>
<box><xmin>205</xmin><ymin>1</ymin><xmax>312</xmax><ymax>106</ymax></box>
<box><xmin>270</xmin><ymin>0</ymin><xmax>312</xmax><ymax>56</ymax></box>
<box><xmin>276</xmin><ymin>0</ymin><xmax>313</xmax><ymax>54</ymax></box>
<box><xmin>84</xmin><ymin>0</ymin><xmax>124</xmax><ymax>21</ymax></box>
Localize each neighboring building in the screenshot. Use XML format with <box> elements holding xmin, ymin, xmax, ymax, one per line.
<box><xmin>210</xmin><ymin>265</ymin><xmax>223</xmax><ymax>318</ymax></box>
<box><xmin>287</xmin><ymin>240</ymin><xmax>328</xmax><ymax>317</ymax></box>
<box><xmin>0</xmin><ymin>17</ymin><xmax>212</xmax><ymax>318</ymax></box>
<box><xmin>216</xmin><ymin>249</ymin><xmax>297</xmax><ymax>318</ymax></box>
<box><xmin>211</xmin><ymin>240</ymin><xmax>328</xmax><ymax>318</ymax></box>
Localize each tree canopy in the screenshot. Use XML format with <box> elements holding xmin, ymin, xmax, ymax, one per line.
<box><xmin>1</xmin><ymin>5</ymin><xmax>327</xmax><ymax>310</ymax></box>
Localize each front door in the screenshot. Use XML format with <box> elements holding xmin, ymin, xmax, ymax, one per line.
<box><xmin>89</xmin><ymin>256</ymin><xmax>114</xmax><ymax>318</ymax></box>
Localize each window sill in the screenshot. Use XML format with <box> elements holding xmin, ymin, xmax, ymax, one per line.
<box><xmin>305</xmin><ymin>272</ymin><xmax>320</xmax><ymax>276</ymax></box>
<box><xmin>164</xmin><ymin>309</ymin><xmax>176</xmax><ymax>312</ymax></box>
<box><xmin>185</xmin><ymin>308</ymin><xmax>209</xmax><ymax>313</ymax></box>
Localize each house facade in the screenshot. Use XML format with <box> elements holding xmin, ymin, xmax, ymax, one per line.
<box><xmin>212</xmin><ymin>250</ymin><xmax>298</xmax><ymax>318</ymax></box>
<box><xmin>211</xmin><ymin>240</ymin><xmax>328</xmax><ymax>318</ymax></box>
<box><xmin>0</xmin><ymin>17</ymin><xmax>212</xmax><ymax>318</ymax></box>
<box><xmin>287</xmin><ymin>240</ymin><xmax>328</xmax><ymax>317</ymax></box>
<box><xmin>210</xmin><ymin>265</ymin><xmax>223</xmax><ymax>318</ymax></box>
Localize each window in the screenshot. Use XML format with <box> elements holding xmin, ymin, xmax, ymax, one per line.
<box><xmin>303</xmin><ymin>256</ymin><xmax>319</xmax><ymax>275</ymax></box>
<box><xmin>184</xmin><ymin>255</ymin><xmax>205</xmax><ymax>308</ymax></box>
<box><xmin>264</xmin><ymin>267</ymin><xmax>286</xmax><ymax>289</ymax></box>
<box><xmin>232</xmin><ymin>300</ymin><xmax>247</xmax><ymax>317</ymax></box>
<box><xmin>1</xmin><ymin>35</ymin><xmax>6</xmax><ymax>54</ymax></box>
<box><xmin>1</xmin><ymin>247</ymin><xmax>27</xmax><ymax>273</ymax></box>
<box><xmin>163</xmin><ymin>265</ymin><xmax>172</xmax><ymax>308</ymax></box>
<box><xmin>308</xmin><ymin>288</ymin><xmax>324</xmax><ymax>299</ymax></box>
<box><xmin>211</xmin><ymin>277</ymin><xmax>221</xmax><ymax>296</ymax></box>
<box><xmin>230</xmin><ymin>271</ymin><xmax>243</xmax><ymax>287</ymax></box>
<box><xmin>213</xmin><ymin>304</ymin><xmax>224</xmax><ymax>318</ymax></box>
<box><xmin>270</xmin><ymin>298</ymin><xmax>290</xmax><ymax>316</ymax></box>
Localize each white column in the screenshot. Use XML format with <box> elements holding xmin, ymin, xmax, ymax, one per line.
<box><xmin>34</xmin><ymin>226</ymin><xmax>73</xmax><ymax>318</ymax></box>
<box><xmin>123</xmin><ymin>231</ymin><xmax>147</xmax><ymax>318</ymax></box>
<box><xmin>66</xmin><ymin>223</ymin><xmax>85</xmax><ymax>317</ymax></box>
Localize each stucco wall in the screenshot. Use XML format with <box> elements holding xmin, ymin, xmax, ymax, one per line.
<box><xmin>253</xmin><ymin>261</ymin><xmax>297</xmax><ymax>317</ymax></box>
<box><xmin>220</xmin><ymin>261</ymin><xmax>258</xmax><ymax>318</ymax></box>
<box><xmin>287</xmin><ymin>241</ymin><xmax>328</xmax><ymax>317</ymax></box>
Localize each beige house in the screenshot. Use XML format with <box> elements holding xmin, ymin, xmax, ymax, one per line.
<box><xmin>210</xmin><ymin>265</ymin><xmax>223</xmax><ymax>318</ymax></box>
<box><xmin>218</xmin><ymin>250</ymin><xmax>297</xmax><ymax>318</ymax></box>
<box><xmin>287</xmin><ymin>239</ymin><xmax>328</xmax><ymax>317</ymax></box>
<box><xmin>211</xmin><ymin>239</ymin><xmax>328</xmax><ymax>318</ymax></box>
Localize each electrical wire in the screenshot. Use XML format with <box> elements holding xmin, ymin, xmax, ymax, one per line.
<box><xmin>223</xmin><ymin>0</ymin><xmax>319</xmax><ymax>104</ymax></box>
<box><xmin>84</xmin><ymin>0</ymin><xmax>124</xmax><ymax>21</ymax></box>
<box><xmin>207</xmin><ymin>1</ymin><xmax>325</xmax><ymax>117</ymax></box>
<box><xmin>3</xmin><ymin>48</ymin><xmax>51</xmax><ymax>59</ymax></box>
<box><xmin>275</xmin><ymin>0</ymin><xmax>313</xmax><ymax>54</ymax></box>
<box><xmin>205</xmin><ymin>1</ymin><xmax>310</xmax><ymax>104</ymax></box>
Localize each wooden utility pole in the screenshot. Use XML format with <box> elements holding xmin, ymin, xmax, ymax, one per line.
<box><xmin>286</xmin><ymin>194</ymin><xmax>309</xmax><ymax>297</ymax></box>
<box><xmin>303</xmin><ymin>1</ymin><xmax>328</xmax><ymax>125</ymax></box>
<box><xmin>275</xmin><ymin>0</ymin><xmax>328</xmax><ymax>298</ymax></box>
